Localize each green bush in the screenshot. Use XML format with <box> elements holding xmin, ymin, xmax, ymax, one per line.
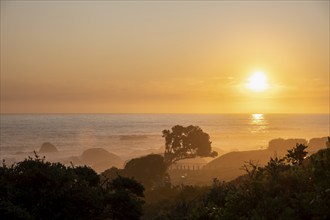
<box><xmin>0</xmin><ymin>154</ymin><xmax>144</xmax><ymax>220</ymax></box>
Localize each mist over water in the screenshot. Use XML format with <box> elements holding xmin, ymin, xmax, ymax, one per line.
<box><xmin>1</xmin><ymin>114</ymin><xmax>329</xmax><ymax>161</ymax></box>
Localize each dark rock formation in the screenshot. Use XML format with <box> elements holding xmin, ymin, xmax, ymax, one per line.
<box><xmin>80</xmin><ymin>148</ymin><xmax>123</xmax><ymax>172</ymax></box>
<box><xmin>308</xmin><ymin>137</ymin><xmax>328</xmax><ymax>152</ymax></box>
<box><xmin>39</xmin><ymin>142</ymin><xmax>58</xmax><ymax>153</ymax></box>
<box><xmin>268</xmin><ymin>138</ymin><xmax>307</xmax><ymax>153</ymax></box>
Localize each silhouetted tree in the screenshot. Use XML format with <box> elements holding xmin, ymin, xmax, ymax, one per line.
<box><xmin>103</xmin><ymin>175</ymin><xmax>145</xmax><ymax>220</ymax></box>
<box><xmin>285</xmin><ymin>143</ymin><xmax>308</xmax><ymax>165</ymax></box>
<box><xmin>100</xmin><ymin>166</ymin><xmax>122</xmax><ymax>180</ymax></box>
<box><xmin>0</xmin><ymin>154</ymin><xmax>145</xmax><ymax>220</ymax></box>
<box><xmin>124</xmin><ymin>154</ymin><xmax>169</xmax><ymax>189</ymax></box>
<box><xmin>141</xmin><ymin>144</ymin><xmax>330</xmax><ymax>220</ymax></box>
<box><xmin>264</xmin><ymin>157</ymin><xmax>287</xmax><ymax>180</ymax></box>
<box><xmin>240</xmin><ymin>160</ymin><xmax>260</xmax><ymax>179</ymax></box>
<box><xmin>162</xmin><ymin>125</ymin><xmax>217</xmax><ymax>166</ymax></box>
<box><xmin>101</xmin><ymin>155</ymin><xmax>169</xmax><ymax>190</ymax></box>
<box><xmin>0</xmin><ymin>155</ymin><xmax>102</xmax><ymax>219</ymax></box>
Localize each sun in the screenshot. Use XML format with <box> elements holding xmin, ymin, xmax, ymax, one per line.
<box><xmin>246</xmin><ymin>71</ymin><xmax>269</xmax><ymax>92</ymax></box>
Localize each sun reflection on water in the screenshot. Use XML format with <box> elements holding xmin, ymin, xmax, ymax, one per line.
<box><xmin>250</xmin><ymin>113</ymin><xmax>268</xmax><ymax>133</ymax></box>
<box><xmin>252</xmin><ymin>114</ymin><xmax>264</xmax><ymax>124</ymax></box>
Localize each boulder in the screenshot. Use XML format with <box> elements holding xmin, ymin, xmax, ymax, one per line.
<box><xmin>39</xmin><ymin>142</ymin><xmax>58</xmax><ymax>153</ymax></box>
<box><xmin>80</xmin><ymin>148</ymin><xmax>123</xmax><ymax>172</ymax></box>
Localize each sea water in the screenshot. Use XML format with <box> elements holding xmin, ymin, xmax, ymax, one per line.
<box><xmin>0</xmin><ymin>114</ymin><xmax>329</xmax><ymax>161</ymax></box>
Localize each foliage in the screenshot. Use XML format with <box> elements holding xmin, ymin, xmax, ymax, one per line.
<box><xmin>2</xmin><ymin>137</ymin><xmax>329</xmax><ymax>220</ymax></box>
<box><xmin>0</xmin><ymin>154</ymin><xmax>144</xmax><ymax>220</ymax></box>
<box><xmin>142</xmin><ymin>185</ymin><xmax>208</xmax><ymax>220</ymax></box>
<box><xmin>100</xmin><ymin>167</ymin><xmax>122</xmax><ymax>185</ymax></box>
<box><xmin>162</xmin><ymin>125</ymin><xmax>218</xmax><ymax>166</ymax></box>
<box><xmin>285</xmin><ymin>143</ymin><xmax>308</xmax><ymax>165</ymax></box>
<box><xmin>103</xmin><ymin>175</ymin><xmax>145</xmax><ymax>220</ymax></box>
<box><xmin>101</xmin><ymin>154</ymin><xmax>170</xmax><ymax>190</ymax></box>
<box><xmin>142</xmin><ymin>141</ymin><xmax>330</xmax><ymax>220</ymax></box>
<box><xmin>124</xmin><ymin>154</ymin><xmax>169</xmax><ymax>189</ymax></box>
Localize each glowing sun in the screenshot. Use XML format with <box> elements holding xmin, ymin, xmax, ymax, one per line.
<box><xmin>246</xmin><ymin>71</ymin><xmax>269</xmax><ymax>92</ymax></box>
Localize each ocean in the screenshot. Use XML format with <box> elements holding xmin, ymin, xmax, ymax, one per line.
<box><xmin>0</xmin><ymin>114</ymin><xmax>329</xmax><ymax>162</ymax></box>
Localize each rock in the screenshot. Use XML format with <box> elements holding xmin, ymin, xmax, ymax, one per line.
<box><xmin>308</xmin><ymin>137</ymin><xmax>328</xmax><ymax>152</ymax></box>
<box><xmin>80</xmin><ymin>148</ymin><xmax>123</xmax><ymax>172</ymax></box>
<box><xmin>39</xmin><ymin>142</ymin><xmax>58</xmax><ymax>153</ymax></box>
<box><xmin>268</xmin><ymin>138</ymin><xmax>307</xmax><ymax>153</ymax></box>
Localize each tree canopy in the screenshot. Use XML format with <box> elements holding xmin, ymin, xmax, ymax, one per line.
<box><xmin>285</xmin><ymin>143</ymin><xmax>308</xmax><ymax>165</ymax></box>
<box><xmin>162</xmin><ymin>125</ymin><xmax>218</xmax><ymax>166</ymax></box>
<box><xmin>124</xmin><ymin>154</ymin><xmax>169</xmax><ymax>189</ymax></box>
<box><xmin>102</xmin><ymin>154</ymin><xmax>169</xmax><ymax>190</ymax></box>
<box><xmin>143</xmin><ymin>142</ymin><xmax>330</xmax><ymax>220</ymax></box>
<box><xmin>0</xmin><ymin>154</ymin><xmax>144</xmax><ymax>220</ymax></box>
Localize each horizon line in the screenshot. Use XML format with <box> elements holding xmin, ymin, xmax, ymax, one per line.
<box><xmin>1</xmin><ymin>112</ymin><xmax>329</xmax><ymax>115</ymax></box>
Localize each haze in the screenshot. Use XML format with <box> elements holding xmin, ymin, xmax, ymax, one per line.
<box><xmin>1</xmin><ymin>1</ymin><xmax>329</xmax><ymax>114</ymax></box>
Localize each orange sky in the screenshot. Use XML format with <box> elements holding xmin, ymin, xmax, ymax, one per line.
<box><xmin>1</xmin><ymin>1</ymin><xmax>329</xmax><ymax>113</ymax></box>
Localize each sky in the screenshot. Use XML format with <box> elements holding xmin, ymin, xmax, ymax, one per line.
<box><xmin>1</xmin><ymin>1</ymin><xmax>329</xmax><ymax>114</ymax></box>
